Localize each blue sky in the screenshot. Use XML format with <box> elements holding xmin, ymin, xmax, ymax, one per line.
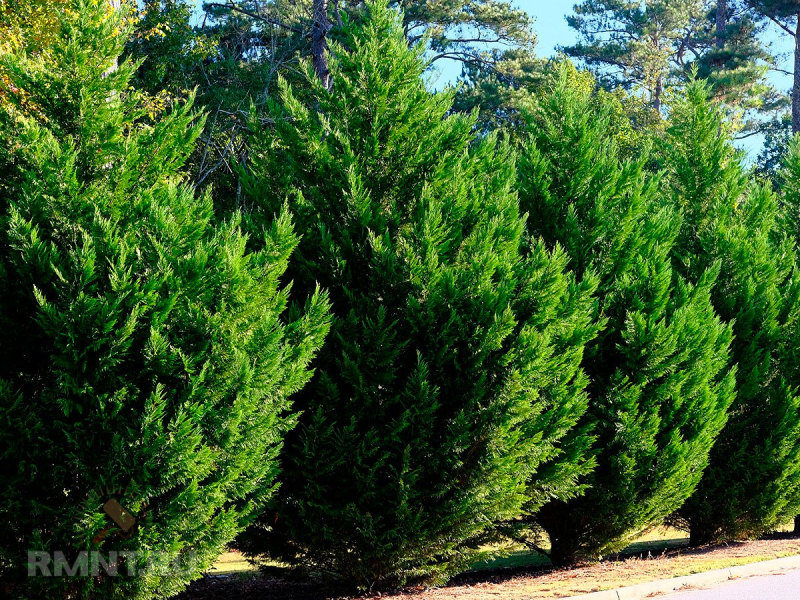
<box><xmin>524</xmin><ymin>1</ymin><xmax>577</xmax><ymax>58</ymax></box>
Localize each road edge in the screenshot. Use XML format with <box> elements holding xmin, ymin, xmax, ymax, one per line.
<box><xmin>561</xmin><ymin>554</ymin><xmax>800</xmax><ymax>600</ymax></box>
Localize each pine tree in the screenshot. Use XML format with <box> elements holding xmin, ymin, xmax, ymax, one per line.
<box><xmin>694</xmin><ymin>1</ymin><xmax>785</xmax><ymax>134</ymax></box>
<box><xmin>565</xmin><ymin>0</ymin><xmax>780</xmax><ymax>131</ymax></box>
<box><xmin>203</xmin><ymin>0</ymin><xmax>537</xmax><ymax>77</ymax></box>
<box><xmin>662</xmin><ymin>80</ymin><xmax>800</xmax><ymax>545</ymax></box>
<box><xmin>237</xmin><ymin>0</ymin><xmax>598</xmax><ymax>588</ymax></box>
<box><xmin>565</xmin><ymin>0</ymin><xmax>707</xmax><ymax>112</ymax></box>
<box><xmin>756</xmin><ymin>113</ymin><xmax>793</xmax><ymax>185</ymax></box>
<box><xmin>516</xmin><ymin>69</ymin><xmax>736</xmax><ymax>566</ymax></box>
<box><xmin>451</xmin><ymin>47</ymin><xmax>552</xmax><ymax>136</ymax></box>
<box><xmin>0</xmin><ymin>2</ymin><xmax>329</xmax><ymax>598</ymax></box>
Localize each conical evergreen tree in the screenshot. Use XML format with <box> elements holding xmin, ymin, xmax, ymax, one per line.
<box><xmin>516</xmin><ymin>69</ymin><xmax>736</xmax><ymax>566</ymax></box>
<box><xmin>778</xmin><ymin>136</ymin><xmax>800</xmax><ymax>535</ymax></box>
<box><xmin>0</xmin><ymin>2</ymin><xmax>329</xmax><ymax>598</ymax></box>
<box><xmin>664</xmin><ymin>80</ymin><xmax>800</xmax><ymax>545</ymax></box>
<box><xmin>237</xmin><ymin>1</ymin><xmax>598</xmax><ymax>588</ymax></box>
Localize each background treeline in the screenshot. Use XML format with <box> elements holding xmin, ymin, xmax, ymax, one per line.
<box><xmin>3</xmin><ymin>0</ymin><xmax>800</xmax><ymax>598</ymax></box>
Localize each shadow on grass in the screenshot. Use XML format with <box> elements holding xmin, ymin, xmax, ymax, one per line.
<box><xmin>174</xmin><ymin>571</ymin><xmax>357</xmax><ymax>600</ymax></box>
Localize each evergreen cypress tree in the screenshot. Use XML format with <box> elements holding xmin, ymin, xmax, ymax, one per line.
<box><xmin>0</xmin><ymin>2</ymin><xmax>329</xmax><ymax>598</ymax></box>
<box><xmin>238</xmin><ymin>0</ymin><xmax>598</xmax><ymax>588</ymax></box>
<box><xmin>516</xmin><ymin>69</ymin><xmax>736</xmax><ymax>565</ymax></box>
<box><xmin>778</xmin><ymin>136</ymin><xmax>800</xmax><ymax>534</ymax></box>
<box><xmin>664</xmin><ymin>80</ymin><xmax>800</xmax><ymax>545</ymax></box>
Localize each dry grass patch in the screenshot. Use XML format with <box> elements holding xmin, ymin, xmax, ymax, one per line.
<box><xmin>385</xmin><ymin>537</ymin><xmax>800</xmax><ymax>599</ymax></box>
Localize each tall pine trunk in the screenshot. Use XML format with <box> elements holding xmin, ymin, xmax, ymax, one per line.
<box><xmin>716</xmin><ymin>0</ymin><xmax>727</xmax><ymax>50</ymax></box>
<box><xmin>312</xmin><ymin>0</ymin><xmax>331</xmax><ymax>89</ymax></box>
<box><xmin>654</xmin><ymin>76</ymin><xmax>663</xmax><ymax>113</ymax></box>
<box><xmin>793</xmin><ymin>14</ymin><xmax>800</xmax><ymax>133</ymax></box>
<box><xmin>714</xmin><ymin>0</ymin><xmax>727</xmax><ymax>72</ymax></box>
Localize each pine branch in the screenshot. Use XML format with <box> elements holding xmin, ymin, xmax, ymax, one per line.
<box><xmin>204</xmin><ymin>2</ymin><xmax>306</xmax><ymax>35</ymax></box>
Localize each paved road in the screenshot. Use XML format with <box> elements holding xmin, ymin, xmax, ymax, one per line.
<box><xmin>670</xmin><ymin>569</ymin><xmax>800</xmax><ymax>599</ymax></box>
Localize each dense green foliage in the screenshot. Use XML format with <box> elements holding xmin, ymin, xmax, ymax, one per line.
<box><xmin>516</xmin><ymin>70</ymin><xmax>736</xmax><ymax>565</ymax></box>
<box><xmin>0</xmin><ymin>2</ymin><xmax>329</xmax><ymax>598</ymax></box>
<box><xmin>4</xmin><ymin>0</ymin><xmax>800</xmax><ymax>595</ymax></box>
<box><xmin>236</xmin><ymin>2</ymin><xmax>599</xmax><ymax>587</ymax></box>
<box><xmin>662</xmin><ymin>81</ymin><xmax>800</xmax><ymax>545</ymax></box>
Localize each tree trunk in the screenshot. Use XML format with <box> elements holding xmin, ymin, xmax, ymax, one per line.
<box><xmin>312</xmin><ymin>0</ymin><xmax>331</xmax><ymax>90</ymax></box>
<box><xmin>794</xmin><ymin>514</ymin><xmax>800</xmax><ymax>536</ymax></box>
<box><xmin>689</xmin><ymin>527</ymin><xmax>711</xmax><ymax>547</ymax></box>
<box><xmin>653</xmin><ymin>76</ymin><xmax>663</xmax><ymax>114</ymax></box>
<box><xmin>688</xmin><ymin>518</ymin><xmax>719</xmax><ymax>547</ymax></box>
<box><xmin>793</xmin><ymin>15</ymin><xmax>800</xmax><ymax>134</ymax></box>
<box><xmin>716</xmin><ymin>0</ymin><xmax>727</xmax><ymax>50</ymax></box>
<box><xmin>547</xmin><ymin>533</ymin><xmax>586</xmax><ymax>568</ymax></box>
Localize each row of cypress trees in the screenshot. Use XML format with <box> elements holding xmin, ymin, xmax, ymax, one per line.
<box><xmin>3</xmin><ymin>1</ymin><xmax>800</xmax><ymax>597</ymax></box>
